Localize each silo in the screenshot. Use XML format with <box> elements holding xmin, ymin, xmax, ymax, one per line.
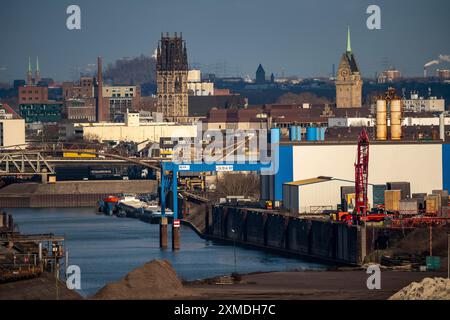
<box><xmin>297</xmin><ymin>126</ymin><xmax>302</xmax><ymax>141</ymax></box>
<box><xmin>306</xmin><ymin>127</ymin><xmax>317</xmax><ymax>141</ymax></box>
<box><xmin>376</xmin><ymin>99</ymin><xmax>387</xmax><ymax>140</ymax></box>
<box><xmin>289</xmin><ymin>126</ymin><xmax>298</xmax><ymax>141</ymax></box>
<box><xmin>390</xmin><ymin>99</ymin><xmax>402</xmax><ymax>140</ymax></box>
<box><xmin>321</xmin><ymin>127</ymin><xmax>327</xmax><ymax>141</ymax></box>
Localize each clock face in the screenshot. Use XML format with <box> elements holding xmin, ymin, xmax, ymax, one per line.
<box><xmin>341</xmin><ymin>69</ymin><xmax>349</xmax><ymax>77</ymax></box>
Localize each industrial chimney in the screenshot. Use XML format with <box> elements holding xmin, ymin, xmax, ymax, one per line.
<box><xmin>96</xmin><ymin>56</ymin><xmax>106</xmax><ymax>122</ymax></box>
<box><xmin>440</xmin><ymin>112</ymin><xmax>445</xmax><ymax>141</ymax></box>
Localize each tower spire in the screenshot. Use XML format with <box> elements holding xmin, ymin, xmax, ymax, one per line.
<box><xmin>346</xmin><ymin>26</ymin><xmax>352</xmax><ymax>53</ymax></box>
<box><xmin>35</xmin><ymin>56</ymin><xmax>41</xmax><ymax>83</ymax></box>
<box><xmin>27</xmin><ymin>57</ymin><xmax>33</xmax><ymax>85</ymax></box>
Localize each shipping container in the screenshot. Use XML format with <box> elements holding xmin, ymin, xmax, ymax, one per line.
<box><xmin>340</xmin><ymin>186</ymin><xmax>355</xmax><ymax>212</ymax></box>
<box><xmin>432</xmin><ymin>190</ymin><xmax>449</xmax><ymax>207</ymax></box>
<box><xmin>373</xmin><ymin>185</ymin><xmax>386</xmax><ymax>206</ymax></box>
<box><xmin>385</xmin><ymin>190</ymin><xmax>401</xmax><ymax>212</ymax></box>
<box><xmin>425</xmin><ymin>194</ymin><xmax>441</xmax><ymax>215</ymax></box>
<box><xmin>387</xmin><ymin>182</ymin><xmax>411</xmax><ymax>199</ymax></box>
<box><xmin>399</xmin><ymin>199</ymin><xmax>418</xmax><ymax>215</ymax></box>
<box><xmin>412</xmin><ymin>193</ymin><xmax>427</xmax><ymax>210</ymax></box>
<box><xmin>63</xmin><ymin>149</ymin><xmax>97</xmax><ymax>158</ymax></box>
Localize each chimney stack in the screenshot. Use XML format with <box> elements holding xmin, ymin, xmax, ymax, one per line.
<box><xmin>440</xmin><ymin>113</ymin><xmax>445</xmax><ymax>141</ymax></box>
<box><xmin>96</xmin><ymin>56</ymin><xmax>106</xmax><ymax>122</ymax></box>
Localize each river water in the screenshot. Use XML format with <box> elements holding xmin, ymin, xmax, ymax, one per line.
<box><xmin>10</xmin><ymin>208</ymin><xmax>325</xmax><ymax>297</ymax></box>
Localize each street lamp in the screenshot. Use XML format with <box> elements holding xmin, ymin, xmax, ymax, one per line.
<box><xmin>231</xmin><ymin>228</ymin><xmax>237</xmax><ymax>274</ymax></box>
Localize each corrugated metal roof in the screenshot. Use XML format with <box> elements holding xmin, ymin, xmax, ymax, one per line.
<box><xmin>285</xmin><ymin>177</ymin><xmax>332</xmax><ymax>186</ymax></box>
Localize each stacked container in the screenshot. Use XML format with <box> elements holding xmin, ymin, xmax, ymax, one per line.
<box><xmin>387</xmin><ymin>182</ymin><xmax>411</xmax><ymax>200</ymax></box>
<box><xmin>412</xmin><ymin>193</ymin><xmax>427</xmax><ymax>210</ymax></box>
<box><xmin>399</xmin><ymin>199</ymin><xmax>419</xmax><ymax>215</ymax></box>
<box><xmin>385</xmin><ymin>190</ymin><xmax>402</xmax><ymax>212</ymax></box>
<box><xmin>373</xmin><ymin>185</ymin><xmax>387</xmax><ymax>207</ymax></box>
<box><xmin>425</xmin><ymin>194</ymin><xmax>441</xmax><ymax>215</ymax></box>
<box><xmin>432</xmin><ymin>190</ymin><xmax>449</xmax><ymax>207</ymax></box>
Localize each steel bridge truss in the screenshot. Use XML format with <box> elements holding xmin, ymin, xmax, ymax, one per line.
<box><xmin>0</xmin><ymin>152</ymin><xmax>55</xmax><ymax>175</ymax></box>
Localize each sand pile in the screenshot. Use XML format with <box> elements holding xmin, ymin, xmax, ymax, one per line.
<box><xmin>389</xmin><ymin>277</ymin><xmax>450</xmax><ymax>300</ymax></box>
<box><xmin>92</xmin><ymin>259</ymin><xmax>195</xmax><ymax>300</ymax></box>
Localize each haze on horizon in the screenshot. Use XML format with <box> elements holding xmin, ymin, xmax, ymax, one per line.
<box><xmin>0</xmin><ymin>0</ymin><xmax>449</xmax><ymax>82</ymax></box>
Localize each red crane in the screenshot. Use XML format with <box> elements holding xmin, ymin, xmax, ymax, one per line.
<box><xmin>355</xmin><ymin>128</ymin><xmax>370</xmax><ymax>216</ymax></box>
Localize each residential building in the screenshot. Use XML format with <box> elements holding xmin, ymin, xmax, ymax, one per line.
<box><xmin>0</xmin><ymin>103</ymin><xmax>26</xmax><ymax>148</ymax></box>
<box><xmin>403</xmin><ymin>93</ymin><xmax>445</xmax><ymax>112</ymax></box>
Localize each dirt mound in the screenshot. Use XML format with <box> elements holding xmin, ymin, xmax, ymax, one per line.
<box><xmin>92</xmin><ymin>259</ymin><xmax>195</xmax><ymax>300</ymax></box>
<box><xmin>389</xmin><ymin>277</ymin><xmax>450</xmax><ymax>300</ymax></box>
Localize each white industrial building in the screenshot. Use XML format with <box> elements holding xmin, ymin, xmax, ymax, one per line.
<box><xmin>0</xmin><ymin>104</ymin><xmax>26</xmax><ymax>149</ymax></box>
<box><xmin>67</xmin><ymin>110</ymin><xmax>198</xmax><ymax>143</ymax></box>
<box><xmin>283</xmin><ymin>177</ymin><xmax>374</xmax><ymax>214</ymax></box>
<box><xmin>291</xmin><ymin>143</ymin><xmax>443</xmax><ymax>194</ymax></box>
<box><xmin>263</xmin><ymin>141</ymin><xmax>450</xmax><ymax>213</ymax></box>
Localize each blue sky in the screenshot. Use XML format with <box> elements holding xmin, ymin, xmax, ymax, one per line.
<box><xmin>0</xmin><ymin>0</ymin><xmax>449</xmax><ymax>81</ymax></box>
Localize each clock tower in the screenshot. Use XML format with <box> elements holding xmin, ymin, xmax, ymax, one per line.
<box><xmin>336</xmin><ymin>27</ymin><xmax>363</xmax><ymax>108</ymax></box>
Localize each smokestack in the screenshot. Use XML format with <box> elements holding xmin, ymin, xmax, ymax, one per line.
<box><xmin>97</xmin><ymin>56</ymin><xmax>105</xmax><ymax>122</ymax></box>
<box><xmin>440</xmin><ymin>113</ymin><xmax>445</xmax><ymax>141</ymax></box>
<box><xmin>424</xmin><ymin>67</ymin><xmax>427</xmax><ymax>78</ymax></box>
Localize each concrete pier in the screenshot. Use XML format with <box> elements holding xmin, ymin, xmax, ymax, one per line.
<box><xmin>159</xmin><ymin>217</ymin><xmax>168</xmax><ymax>249</ymax></box>
<box><xmin>172</xmin><ymin>224</ymin><xmax>180</xmax><ymax>250</ymax></box>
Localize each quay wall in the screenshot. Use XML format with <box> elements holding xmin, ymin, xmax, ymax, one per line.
<box><xmin>0</xmin><ymin>180</ymin><xmax>157</xmax><ymax>208</ymax></box>
<box><xmin>209</xmin><ymin>205</ymin><xmax>363</xmax><ymax>265</ymax></box>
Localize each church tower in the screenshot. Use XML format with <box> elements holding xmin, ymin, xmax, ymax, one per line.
<box><xmin>27</xmin><ymin>57</ymin><xmax>33</xmax><ymax>85</ymax></box>
<box><xmin>256</xmin><ymin>64</ymin><xmax>266</xmax><ymax>84</ymax></box>
<box><xmin>336</xmin><ymin>27</ymin><xmax>363</xmax><ymax>108</ymax></box>
<box><xmin>35</xmin><ymin>57</ymin><xmax>41</xmax><ymax>84</ymax></box>
<box><xmin>156</xmin><ymin>32</ymin><xmax>189</xmax><ymax>120</ymax></box>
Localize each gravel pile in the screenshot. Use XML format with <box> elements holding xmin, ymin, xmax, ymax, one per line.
<box><xmin>389</xmin><ymin>277</ymin><xmax>450</xmax><ymax>300</ymax></box>
<box><xmin>92</xmin><ymin>259</ymin><xmax>195</xmax><ymax>300</ymax></box>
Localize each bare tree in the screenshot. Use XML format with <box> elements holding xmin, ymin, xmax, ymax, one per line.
<box><xmin>215</xmin><ymin>173</ymin><xmax>260</xmax><ymax>200</ymax></box>
<box><xmin>276</xmin><ymin>92</ymin><xmax>332</xmax><ymax>105</ymax></box>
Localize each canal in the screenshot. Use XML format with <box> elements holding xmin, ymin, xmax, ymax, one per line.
<box><xmin>11</xmin><ymin>208</ymin><xmax>326</xmax><ymax>297</ymax></box>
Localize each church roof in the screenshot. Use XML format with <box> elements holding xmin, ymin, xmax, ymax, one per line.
<box><xmin>342</xmin><ymin>52</ymin><xmax>360</xmax><ymax>73</ymax></box>
<box><xmin>256</xmin><ymin>64</ymin><xmax>265</xmax><ymax>74</ymax></box>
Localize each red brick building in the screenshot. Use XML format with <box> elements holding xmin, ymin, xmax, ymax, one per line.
<box><xmin>18</xmin><ymin>85</ymin><xmax>48</xmax><ymax>104</ymax></box>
